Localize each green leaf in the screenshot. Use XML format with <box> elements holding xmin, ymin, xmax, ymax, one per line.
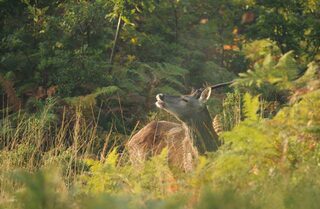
<box><xmin>275</xmin><ymin>50</ymin><xmax>299</xmax><ymax>81</ymax></box>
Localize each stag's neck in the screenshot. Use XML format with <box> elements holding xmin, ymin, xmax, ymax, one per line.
<box><xmin>182</xmin><ymin>108</ymin><xmax>220</xmax><ymax>155</ymax></box>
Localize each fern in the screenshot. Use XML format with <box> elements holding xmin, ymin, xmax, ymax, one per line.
<box><xmin>294</xmin><ymin>61</ymin><xmax>319</xmax><ymax>88</ymax></box>
<box><xmin>105</xmin><ymin>147</ymin><xmax>118</xmax><ymax>168</ymax></box>
<box><xmin>242</xmin><ymin>39</ymin><xmax>281</xmax><ymax>62</ymax></box>
<box><xmin>243</xmin><ymin>93</ymin><xmax>260</xmax><ymax>121</ymax></box>
<box><xmin>235</xmin><ymin>52</ymin><xmax>299</xmax><ymax>88</ymax></box>
<box><xmin>65</xmin><ymin>86</ymin><xmax>120</xmax><ymax>108</ymax></box>
<box><xmin>273</xmin><ymin>51</ymin><xmax>299</xmax><ymax>88</ymax></box>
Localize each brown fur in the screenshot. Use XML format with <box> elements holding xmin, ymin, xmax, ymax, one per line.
<box><xmin>127</xmin><ymin>120</ymin><xmax>197</xmax><ymax>171</ymax></box>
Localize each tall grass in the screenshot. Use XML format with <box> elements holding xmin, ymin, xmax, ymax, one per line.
<box><xmin>0</xmin><ymin>101</ymin><xmax>99</xmax><ymax>201</ymax></box>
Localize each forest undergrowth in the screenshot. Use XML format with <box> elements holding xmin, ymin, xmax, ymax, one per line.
<box><xmin>1</xmin><ymin>72</ymin><xmax>320</xmax><ymax>209</ymax></box>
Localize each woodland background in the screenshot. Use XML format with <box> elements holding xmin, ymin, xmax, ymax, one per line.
<box><xmin>1</xmin><ymin>0</ymin><xmax>320</xmax><ymax>208</ymax></box>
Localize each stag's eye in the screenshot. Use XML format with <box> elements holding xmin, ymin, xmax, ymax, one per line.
<box><xmin>181</xmin><ymin>97</ymin><xmax>189</xmax><ymax>102</ymax></box>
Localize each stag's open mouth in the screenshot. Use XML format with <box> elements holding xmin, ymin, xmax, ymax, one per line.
<box><xmin>155</xmin><ymin>94</ymin><xmax>165</xmax><ymax>108</ymax></box>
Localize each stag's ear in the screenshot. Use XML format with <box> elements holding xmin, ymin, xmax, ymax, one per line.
<box><xmin>199</xmin><ymin>87</ymin><xmax>212</xmax><ymax>103</ymax></box>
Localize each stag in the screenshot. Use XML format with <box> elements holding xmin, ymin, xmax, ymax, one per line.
<box><xmin>127</xmin><ymin>81</ymin><xmax>232</xmax><ymax>171</ymax></box>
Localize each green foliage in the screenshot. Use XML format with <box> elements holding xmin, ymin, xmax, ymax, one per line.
<box><xmin>80</xmin><ymin>148</ymin><xmax>121</xmax><ymax>194</ymax></box>
<box><xmin>275</xmin><ymin>89</ymin><xmax>320</xmax><ymax>140</ymax></box>
<box><xmin>243</xmin><ymin>93</ymin><xmax>260</xmax><ymax>121</ymax></box>
<box><xmin>233</xmin><ymin>40</ymin><xmax>303</xmax><ymax>107</ymax></box>
<box><xmin>1</xmin><ymin>0</ymin><xmax>320</xmax><ymax>208</ymax></box>
<box><xmin>80</xmin><ymin>148</ymin><xmax>175</xmax><ymax>198</ymax></box>
<box><xmin>212</xmin><ymin>91</ymin><xmax>242</xmax><ymax>132</ymax></box>
<box><xmin>120</xmin><ymin>62</ymin><xmax>189</xmax><ymax>95</ymax></box>
<box><xmin>1</xmin><ymin>0</ymin><xmax>239</xmax><ymax>100</ymax></box>
<box><xmin>196</xmin><ymin>189</ymin><xmax>259</xmax><ymax>209</ymax></box>
<box><xmin>197</xmin><ymin>62</ymin><xmax>236</xmax><ymax>86</ymax></box>
<box><xmin>10</xmin><ymin>169</ymin><xmax>69</xmax><ymax>209</ymax></box>
<box><xmin>242</xmin><ymin>39</ymin><xmax>281</xmax><ymax>63</ymax></box>
<box><xmin>293</xmin><ymin>61</ymin><xmax>319</xmax><ymax>88</ymax></box>
<box><xmin>236</xmin><ymin>46</ymin><xmax>300</xmax><ymax>90</ymax></box>
<box><xmin>243</xmin><ymin>0</ymin><xmax>320</xmax><ymax>60</ymax></box>
<box><xmin>65</xmin><ymin>86</ymin><xmax>121</xmax><ymax>108</ymax></box>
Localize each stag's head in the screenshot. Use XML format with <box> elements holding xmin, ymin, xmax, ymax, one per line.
<box><xmin>155</xmin><ymin>87</ymin><xmax>212</xmax><ymax>123</ymax></box>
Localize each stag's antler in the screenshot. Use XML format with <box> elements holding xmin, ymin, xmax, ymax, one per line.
<box><xmin>210</xmin><ymin>80</ymin><xmax>234</xmax><ymax>90</ymax></box>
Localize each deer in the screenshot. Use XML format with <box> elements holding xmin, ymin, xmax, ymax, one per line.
<box><xmin>127</xmin><ymin>81</ymin><xmax>233</xmax><ymax>171</ymax></box>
